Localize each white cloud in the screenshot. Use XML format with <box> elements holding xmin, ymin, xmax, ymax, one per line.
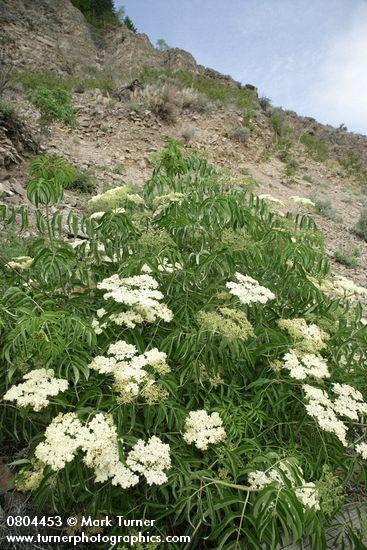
<box><xmin>309</xmin><ymin>2</ymin><xmax>367</xmax><ymax>133</ymax></box>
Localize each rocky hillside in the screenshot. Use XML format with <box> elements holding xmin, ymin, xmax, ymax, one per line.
<box><xmin>1</xmin><ymin>0</ymin><xmax>367</xmax><ymax>293</ymax></box>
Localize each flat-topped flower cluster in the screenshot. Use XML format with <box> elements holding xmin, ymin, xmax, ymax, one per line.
<box><xmin>276</xmin><ymin>318</ymin><xmax>367</xmax><ymax>453</ymax></box>
<box><xmin>196</xmin><ymin>307</ymin><xmax>255</xmax><ymax>341</ymax></box>
<box><xmin>97</xmin><ymin>273</ymin><xmax>173</xmax><ymax>329</ymax></box>
<box><xmin>278</xmin><ymin>318</ymin><xmax>329</xmax><ymax>354</ymax></box>
<box><xmin>90</xmin><ymin>339</ymin><xmax>170</xmax><ymax>404</ymax></box>
<box><xmin>141</xmin><ymin>258</ymin><xmax>183</xmax><ymax>273</ymax></box>
<box><xmin>183</xmin><ymin>410</ymin><xmax>226</xmax><ymax>450</ymax></box>
<box><xmin>4</xmin><ymin>369</ymin><xmax>68</xmax><ymax>412</ymax></box>
<box><xmin>88</xmin><ymin>185</ymin><xmax>145</xmax><ymax>213</ymax></box>
<box><xmin>303</xmin><ymin>383</ymin><xmax>367</xmax><ymax>447</ymax></box>
<box><xmin>7</xmin><ymin>256</ymin><xmax>34</xmax><ymax>270</ymax></box>
<box><xmin>152</xmin><ymin>192</ymin><xmax>186</xmax><ymax>213</ymax></box>
<box><xmin>34</xmin><ymin>412</ymin><xmax>171</xmax><ymax>489</ymax></box>
<box><xmin>282</xmin><ymin>350</ymin><xmax>330</xmax><ymax>380</ymax></box>
<box><xmin>277</xmin><ymin>318</ymin><xmax>331</xmax><ymax>380</ymax></box>
<box><xmin>258</xmin><ymin>194</ymin><xmax>285</xmax><ymax>206</ymax></box>
<box><xmin>226</xmin><ymin>272</ymin><xmax>275</xmax><ymax>306</ymax></box>
<box><xmin>309</xmin><ymin>275</ymin><xmax>367</xmax><ymax>300</ymax></box>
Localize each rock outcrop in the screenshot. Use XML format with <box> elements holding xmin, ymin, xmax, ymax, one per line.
<box><xmin>0</xmin><ymin>0</ymin><xmax>98</xmax><ymax>73</ymax></box>
<box><xmin>0</xmin><ymin>109</ymin><xmax>38</xmax><ymax>170</ymax></box>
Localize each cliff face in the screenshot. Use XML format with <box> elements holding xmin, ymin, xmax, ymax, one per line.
<box><xmin>0</xmin><ymin>0</ymin><xmax>98</xmax><ymax>72</ymax></box>
<box><xmin>0</xmin><ymin>0</ymin><xmax>200</xmax><ymax>77</ymax></box>
<box><xmin>104</xmin><ymin>26</ymin><xmax>199</xmax><ymax>77</ymax></box>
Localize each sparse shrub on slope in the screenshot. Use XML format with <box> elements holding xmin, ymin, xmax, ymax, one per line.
<box><xmin>29</xmin><ymin>154</ymin><xmax>95</xmax><ymax>193</ymax></box>
<box><xmin>340</xmin><ymin>149</ymin><xmax>367</xmax><ymax>182</ymax></box>
<box><xmin>300</xmin><ymin>133</ymin><xmax>328</xmax><ymax>162</ymax></box>
<box><xmin>138</xmin><ymin>83</ymin><xmax>178</xmax><ymax>122</ymax></box>
<box><xmin>181</xmin><ymin>126</ymin><xmax>196</xmax><ymax>144</ymax></box>
<box><xmin>27</xmin><ymin>87</ymin><xmax>76</xmax><ymax>129</ymax></box>
<box><xmin>242</xmin><ymin>108</ymin><xmax>256</xmax><ymax>131</ymax></box>
<box><xmin>334</xmin><ymin>245</ymin><xmax>360</xmax><ymax>268</ymax></box>
<box><xmin>1</xmin><ymin>140</ymin><xmax>367</xmax><ymax>548</ymax></box>
<box><xmin>232</xmin><ymin>126</ymin><xmax>251</xmax><ymax>143</ymax></box>
<box><xmin>259</xmin><ymin>95</ymin><xmax>272</xmax><ymax>110</ymax></box>
<box><xmin>156</xmin><ymin>38</ymin><xmax>170</xmax><ymax>51</ymax></box>
<box><xmin>270</xmin><ymin>111</ymin><xmax>285</xmax><ymax>136</ymax></box>
<box><xmin>310</xmin><ymin>194</ymin><xmax>343</xmax><ymax>223</ymax></box>
<box><xmin>354</xmin><ymin>208</ymin><xmax>367</xmax><ymax>241</ymax></box>
<box><xmin>180</xmin><ymin>87</ymin><xmax>210</xmax><ymax>112</ymax></box>
<box><xmin>276</xmin><ymin>136</ymin><xmax>293</xmax><ymax>162</ymax></box>
<box><xmin>0</xmin><ymin>99</ymin><xmax>15</xmax><ymax>119</ymax></box>
<box><xmin>133</xmin><ymin>81</ymin><xmax>209</xmax><ymax>122</ymax></box>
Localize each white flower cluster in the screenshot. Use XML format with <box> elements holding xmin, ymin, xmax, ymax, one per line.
<box><xmin>81</xmin><ymin>414</ymin><xmax>139</xmax><ymax>488</ymax></box>
<box><xmin>183</xmin><ymin>410</ymin><xmax>226</xmax><ymax>450</ymax></box>
<box><xmin>282</xmin><ymin>350</ymin><xmax>330</xmax><ymax>380</ymax></box>
<box><xmin>35</xmin><ymin>412</ymin><xmax>89</xmax><ymax>470</ymax></box>
<box><xmin>309</xmin><ymin>275</ymin><xmax>367</xmax><ymax>300</ymax></box>
<box><xmin>90</xmin><ymin>208</ymin><xmax>126</xmax><ymax>219</ymax></box>
<box><xmin>332</xmin><ymin>276</ymin><xmax>367</xmax><ymax>298</ymax></box>
<box><xmin>290</xmin><ymin>196</ymin><xmax>315</xmax><ymax>208</ymax></box>
<box><xmin>356</xmin><ymin>442</ymin><xmax>367</xmax><ymax>460</ymax></box>
<box><xmin>90</xmin><ymin>211</ymin><xmax>105</xmax><ymax>219</ymax></box>
<box><xmin>226</xmin><ymin>272</ymin><xmax>275</xmax><ymax>306</ymax></box>
<box><xmin>97</xmin><ymin>273</ymin><xmax>173</xmax><ymax>328</ymax></box>
<box><xmin>332</xmin><ymin>383</ymin><xmax>367</xmax><ymax>419</ymax></box>
<box><xmin>4</xmin><ymin>369</ymin><xmax>68</xmax><ymax>412</ymax></box>
<box><xmin>16</xmin><ymin>462</ymin><xmax>45</xmax><ymax>492</ymax></box>
<box><xmin>153</xmin><ymin>192</ymin><xmax>186</xmax><ymax>208</ymax></box>
<box><xmin>89</xmin><ymin>339</ymin><xmax>170</xmax><ymax>403</ymax></box>
<box><xmin>278</xmin><ymin>318</ymin><xmax>331</xmax><ymax>380</ymax></box>
<box><xmin>248</xmin><ymin>460</ymin><xmax>319</xmax><ymax>510</ymax></box>
<box><xmin>88</xmin><ymin>186</ymin><xmax>145</xmax><ymax>212</ymax></box>
<box><xmin>7</xmin><ymin>256</ymin><xmax>33</xmax><ymax>270</ymax></box>
<box><xmin>141</xmin><ymin>259</ymin><xmax>183</xmax><ymax>274</ymax></box>
<box><xmin>303</xmin><ymin>383</ymin><xmax>367</xmax><ymax>446</ymax></box>
<box><xmin>126</xmin><ymin>436</ymin><xmax>171</xmax><ymax>485</ymax></box>
<box><xmin>258</xmin><ymin>194</ymin><xmax>285</xmax><ymax>206</ymax></box>
<box><xmin>34</xmin><ymin>412</ymin><xmax>171</xmax><ymax>488</ymax></box>
<box><xmin>278</xmin><ymin>318</ymin><xmax>329</xmax><ymax>353</ymax></box>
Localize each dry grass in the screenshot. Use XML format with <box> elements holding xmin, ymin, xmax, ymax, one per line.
<box><xmin>132</xmin><ymin>81</ymin><xmax>209</xmax><ymax>122</ymax></box>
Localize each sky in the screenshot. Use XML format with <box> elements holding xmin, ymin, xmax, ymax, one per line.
<box><xmin>115</xmin><ymin>0</ymin><xmax>367</xmax><ymax>135</ymax></box>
